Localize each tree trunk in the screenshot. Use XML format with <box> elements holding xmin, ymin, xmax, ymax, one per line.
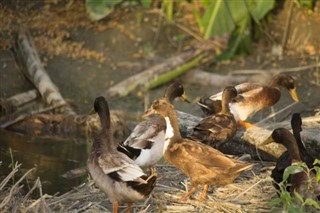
<box><xmin>13</xmin><ymin>29</ymin><xmax>75</xmax><ymax>115</ymax></box>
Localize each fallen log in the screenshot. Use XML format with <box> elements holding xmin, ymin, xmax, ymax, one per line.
<box><xmin>178</xmin><ymin>111</ymin><xmax>320</xmax><ymax>161</ymax></box>
<box><xmin>2</xmin><ymin>111</ymin><xmax>129</xmax><ymax>144</ymax></box>
<box><xmin>13</xmin><ymin>29</ymin><xmax>75</xmax><ymax>115</ymax></box>
<box><xmin>182</xmin><ymin>69</ymin><xmax>250</xmax><ymax>87</ymax></box>
<box><xmin>2</xmin><ymin>107</ymin><xmax>319</xmax><ymax>160</ymax></box>
<box><xmin>107</xmin><ymin>50</ymin><xmax>206</xmax><ymax>97</ymax></box>
<box><xmin>106</xmin><ymin>39</ymin><xmax>228</xmax><ymax>97</ymax></box>
<box><xmin>0</xmin><ymin>89</ymin><xmax>39</xmax><ymax>116</ymax></box>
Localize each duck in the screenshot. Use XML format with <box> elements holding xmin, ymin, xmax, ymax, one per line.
<box><xmin>198</xmin><ymin>73</ymin><xmax>299</xmax><ymax>128</ymax></box>
<box><xmin>87</xmin><ymin>96</ymin><xmax>157</xmax><ymax>213</ymax></box>
<box><xmin>266</xmin><ymin>113</ymin><xmax>318</xmax><ymax>192</ymax></box>
<box><xmin>188</xmin><ymin>86</ymin><xmax>240</xmax><ymax>148</ymax></box>
<box><xmin>118</xmin><ymin>82</ymin><xmax>189</xmax><ymax>169</ymax></box>
<box><xmin>143</xmin><ymin>98</ymin><xmax>252</xmax><ymax>201</ymax></box>
<box><xmin>260</xmin><ymin>127</ymin><xmax>320</xmax><ymax>201</ymax></box>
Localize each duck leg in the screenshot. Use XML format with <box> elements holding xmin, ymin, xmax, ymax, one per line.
<box><xmin>126</xmin><ymin>203</ymin><xmax>132</xmax><ymax>213</ymax></box>
<box><xmin>113</xmin><ymin>202</ymin><xmax>119</xmax><ymax>213</ymax></box>
<box><xmin>180</xmin><ymin>186</ymin><xmax>197</xmax><ymax>201</ymax></box>
<box><xmin>198</xmin><ymin>184</ymin><xmax>208</xmax><ymax>201</ymax></box>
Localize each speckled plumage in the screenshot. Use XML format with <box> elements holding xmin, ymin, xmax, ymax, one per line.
<box><xmin>189</xmin><ymin>86</ymin><xmax>238</xmax><ymax>148</ymax></box>
<box><xmin>144</xmin><ymin>99</ymin><xmax>252</xmax><ymax>201</ymax></box>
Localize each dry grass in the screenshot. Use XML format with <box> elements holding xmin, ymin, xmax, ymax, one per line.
<box><xmin>0</xmin><ymin>159</ymin><xmax>278</xmax><ymax>213</ymax></box>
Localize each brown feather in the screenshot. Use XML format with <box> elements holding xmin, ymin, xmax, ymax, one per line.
<box><xmin>144</xmin><ymin>98</ymin><xmax>252</xmax><ymax>200</ymax></box>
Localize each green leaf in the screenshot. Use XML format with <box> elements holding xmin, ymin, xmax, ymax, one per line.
<box><xmin>296</xmin><ymin>0</ymin><xmax>315</xmax><ymax>9</ymax></box>
<box><xmin>313</xmin><ymin>166</ymin><xmax>320</xmax><ymax>182</ymax></box>
<box><xmin>202</xmin><ymin>0</ymin><xmax>235</xmax><ymax>39</ymax></box>
<box><xmin>293</xmin><ymin>190</ymin><xmax>304</xmax><ymax>203</ymax></box>
<box><xmin>250</xmin><ymin>0</ymin><xmax>275</xmax><ymax>22</ymax></box>
<box><xmin>269</xmin><ymin>197</ymin><xmax>282</xmax><ymax>206</ymax></box>
<box><xmin>140</xmin><ymin>0</ymin><xmax>152</xmax><ymax>7</ymax></box>
<box><xmin>85</xmin><ymin>0</ymin><xmax>122</xmax><ymax>21</ymax></box>
<box><xmin>304</xmin><ymin>198</ymin><xmax>320</xmax><ymax>209</ymax></box>
<box><xmin>283</xmin><ymin>164</ymin><xmax>304</xmax><ymax>182</ymax></box>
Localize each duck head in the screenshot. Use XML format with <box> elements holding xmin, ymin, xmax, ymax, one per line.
<box><xmin>143</xmin><ymin>99</ymin><xmax>173</xmax><ymax>119</ymax></box>
<box><xmin>271</xmin><ymin>74</ymin><xmax>299</xmax><ymax>102</ymax></box>
<box><xmin>164</xmin><ymin>82</ymin><xmax>190</xmax><ymax>103</ymax></box>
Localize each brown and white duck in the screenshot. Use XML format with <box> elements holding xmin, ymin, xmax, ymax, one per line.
<box><xmin>143</xmin><ymin>99</ymin><xmax>252</xmax><ymax>201</ymax></box>
<box><xmin>118</xmin><ymin>82</ymin><xmax>189</xmax><ymax>169</ymax></box>
<box><xmin>198</xmin><ymin>73</ymin><xmax>299</xmax><ymax>128</ymax></box>
<box><xmin>87</xmin><ymin>96</ymin><xmax>156</xmax><ymax>213</ymax></box>
<box><xmin>189</xmin><ymin>86</ymin><xmax>239</xmax><ymax>148</ymax></box>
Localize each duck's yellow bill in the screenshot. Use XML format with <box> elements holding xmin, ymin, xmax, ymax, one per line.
<box><xmin>289</xmin><ymin>87</ymin><xmax>299</xmax><ymax>102</ymax></box>
<box><xmin>181</xmin><ymin>92</ymin><xmax>190</xmax><ymax>103</ymax></box>
<box><xmin>260</xmin><ymin>134</ymin><xmax>274</xmax><ymax>146</ymax></box>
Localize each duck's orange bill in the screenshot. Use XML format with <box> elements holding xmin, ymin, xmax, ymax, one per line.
<box><xmin>239</xmin><ymin>120</ymin><xmax>258</xmax><ymax>129</ymax></box>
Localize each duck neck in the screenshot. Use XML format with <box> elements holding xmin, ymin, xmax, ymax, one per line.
<box><xmin>164</xmin><ymin>94</ymin><xmax>175</xmax><ymax>104</ymax></box>
<box><xmin>94</xmin><ymin>110</ymin><xmax>113</xmax><ymax>151</ymax></box>
<box><xmin>221</xmin><ymin>95</ymin><xmax>231</xmax><ymax>114</ymax></box>
<box><xmin>269</xmin><ymin>76</ymin><xmax>282</xmax><ymax>89</ymax></box>
<box><xmin>162</xmin><ymin>107</ymin><xmax>181</xmax><ymax>152</ymax></box>
<box><xmin>286</xmin><ymin>142</ymin><xmax>302</xmax><ymax>162</ymax></box>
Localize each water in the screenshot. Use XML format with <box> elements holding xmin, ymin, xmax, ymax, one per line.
<box><xmin>0</xmin><ymin>129</ymin><xmax>88</xmax><ymax>195</ymax></box>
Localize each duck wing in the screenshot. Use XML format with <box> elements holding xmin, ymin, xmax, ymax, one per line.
<box><xmin>190</xmin><ymin>114</ymin><xmax>236</xmax><ymax>147</ymax></box>
<box><xmin>123</xmin><ymin>116</ymin><xmax>166</xmax><ymax>149</ymax></box>
<box><xmin>169</xmin><ymin>139</ymin><xmax>237</xmax><ymax>169</ymax></box>
<box><xmin>98</xmin><ymin>151</ymin><xmax>146</xmax><ymax>182</ymax></box>
<box><xmin>208</xmin><ymin>83</ymin><xmax>258</xmax><ymax>101</ymax></box>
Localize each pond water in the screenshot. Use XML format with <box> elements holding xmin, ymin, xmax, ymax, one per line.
<box><xmin>0</xmin><ymin>129</ymin><xmax>88</xmax><ymax>195</ymax></box>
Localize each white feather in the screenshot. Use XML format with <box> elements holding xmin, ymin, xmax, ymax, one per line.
<box><xmin>117</xmin><ymin>161</ymin><xmax>145</xmax><ymax>182</ymax></box>
<box><xmin>133</xmin><ymin>131</ymin><xmax>166</xmax><ymax>167</ymax></box>
<box><xmin>163</xmin><ymin>116</ymin><xmax>174</xmax><ymax>153</ymax></box>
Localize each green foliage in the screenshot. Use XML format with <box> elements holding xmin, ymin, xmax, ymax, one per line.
<box><xmin>269</xmin><ymin>161</ymin><xmax>320</xmax><ymax>213</ymax></box>
<box><xmin>85</xmin><ymin>0</ymin><xmax>317</xmax><ymax>59</ymax></box>
<box><xmin>198</xmin><ymin>0</ymin><xmax>275</xmax><ymax>60</ymax></box>
<box><xmin>162</xmin><ymin>0</ymin><xmax>174</xmax><ymax>22</ymax></box>
<box><xmin>295</xmin><ymin>0</ymin><xmax>316</xmax><ymax>10</ymax></box>
<box><xmin>85</xmin><ymin>0</ymin><xmax>122</xmax><ymax>20</ymax></box>
<box><xmin>140</xmin><ymin>0</ymin><xmax>152</xmax><ymax>8</ymax></box>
